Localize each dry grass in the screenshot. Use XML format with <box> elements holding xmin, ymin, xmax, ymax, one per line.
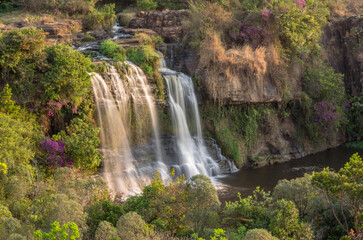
<box><xmin>199</xmin><ymin>31</ymin><xmax>290</xmax><ymax>103</ymax></box>
<box><xmin>0</xmin><ymin>10</ymin><xmax>56</xmax><ymax>25</ymax></box>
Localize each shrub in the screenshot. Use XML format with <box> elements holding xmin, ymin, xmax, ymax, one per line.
<box><xmin>116</xmin><ymin>212</ymin><xmax>150</xmax><ymax>240</ymax></box>
<box><xmin>223</xmin><ymin>187</ymin><xmax>272</xmax><ymax>230</ymax></box>
<box><xmin>186</xmin><ymin>175</ymin><xmax>221</xmax><ymax>232</ymax></box>
<box><xmin>244</xmin><ymin>228</ymin><xmax>278</xmax><ymax>240</ymax></box>
<box><xmin>83</xmin><ymin>33</ymin><xmax>96</xmax><ymax>42</ymax></box>
<box><xmin>54</xmin><ymin>118</ymin><xmax>102</xmax><ymax>172</ymax></box>
<box><xmin>42</xmin><ymin>44</ymin><xmax>91</xmax><ymax>108</ymax></box>
<box><xmin>126</xmin><ymin>45</ymin><xmax>160</xmax><ymax>78</ymax></box>
<box><xmin>123</xmin><ymin>171</ymin><xmax>189</xmax><ymax>233</ymax></box>
<box><xmin>86</xmin><ymin>200</ymin><xmax>124</xmax><ymax>238</ymax></box>
<box><xmin>83</xmin><ymin>4</ymin><xmax>116</xmax><ymax>31</ymax></box>
<box><xmin>271</xmin><ymin>0</ymin><xmax>329</xmax><ymax>54</ymax></box>
<box><xmin>95</xmin><ymin>221</ymin><xmax>118</xmax><ymax>240</ymax></box>
<box><xmin>0</xmin><ymin>28</ymin><xmax>46</xmax><ymax>102</ymax></box>
<box><xmin>136</xmin><ymin>0</ymin><xmax>157</xmax><ymax>10</ymax></box>
<box><xmin>99</xmin><ymin>40</ymin><xmax>126</xmax><ymax>61</ymax></box>
<box><xmin>269</xmin><ymin>199</ymin><xmax>314</xmax><ymax>240</ymax></box>
<box><xmin>40</xmin><ymin>138</ymin><xmax>72</xmax><ymax>168</ymax></box>
<box><xmin>34</xmin><ymin>221</ymin><xmax>80</xmax><ymax>240</ymax></box>
<box><xmin>312</xmin><ymin>153</ymin><xmax>363</xmax><ymax>239</ymax></box>
<box><xmin>302</xmin><ymin>61</ymin><xmax>345</xmax><ymax>101</ymax></box>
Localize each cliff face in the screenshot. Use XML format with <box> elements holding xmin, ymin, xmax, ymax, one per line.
<box><xmin>126</xmin><ymin>10</ymin><xmax>355</xmax><ymax>168</ymax></box>
<box><xmin>322</xmin><ymin>16</ymin><xmax>363</xmax><ymax>96</ymax></box>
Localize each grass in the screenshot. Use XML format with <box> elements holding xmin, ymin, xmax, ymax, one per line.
<box><xmin>0</xmin><ymin>10</ymin><xmax>58</xmax><ymax>25</ymax></box>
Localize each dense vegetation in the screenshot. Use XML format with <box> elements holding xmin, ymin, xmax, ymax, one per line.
<box><xmin>0</xmin><ymin>0</ymin><xmax>362</xmax><ymax>239</ymax></box>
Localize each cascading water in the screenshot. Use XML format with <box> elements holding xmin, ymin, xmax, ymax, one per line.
<box><xmin>159</xmin><ymin>59</ymin><xmax>221</xmax><ymax>178</ymax></box>
<box><xmin>91</xmin><ymin>64</ymin><xmax>167</xmax><ymax>195</ymax></box>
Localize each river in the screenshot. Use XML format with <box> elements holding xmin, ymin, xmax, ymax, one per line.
<box><xmin>215</xmin><ymin>145</ymin><xmax>363</xmax><ymax>202</ymax></box>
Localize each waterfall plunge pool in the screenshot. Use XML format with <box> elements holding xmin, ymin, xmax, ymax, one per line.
<box><xmin>214</xmin><ymin>145</ymin><xmax>363</xmax><ymax>203</ymax></box>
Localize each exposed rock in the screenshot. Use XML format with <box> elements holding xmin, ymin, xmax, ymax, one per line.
<box><xmin>0</xmin><ymin>19</ymin><xmax>83</xmax><ymax>45</ymax></box>
<box><xmin>322</xmin><ymin>16</ymin><xmax>363</xmax><ymax>96</ymax></box>
<box><xmin>128</xmin><ymin>10</ymin><xmax>189</xmax><ymax>43</ymax></box>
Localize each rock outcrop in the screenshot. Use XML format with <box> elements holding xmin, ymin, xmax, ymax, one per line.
<box><xmin>128</xmin><ymin>10</ymin><xmax>189</xmax><ymax>43</ymax></box>
<box><xmin>322</xmin><ymin>16</ymin><xmax>363</xmax><ymax>96</ymax></box>
<box><xmin>0</xmin><ymin>18</ymin><xmax>84</xmax><ymax>44</ymax></box>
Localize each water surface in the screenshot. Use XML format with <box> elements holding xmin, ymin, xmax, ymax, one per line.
<box><xmin>215</xmin><ymin>145</ymin><xmax>363</xmax><ymax>202</ymax></box>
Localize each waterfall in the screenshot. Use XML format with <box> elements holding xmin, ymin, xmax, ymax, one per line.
<box><xmin>91</xmin><ymin>64</ymin><xmax>167</xmax><ymax>195</ymax></box>
<box><xmin>159</xmin><ymin>60</ymin><xmax>221</xmax><ymax>178</ymax></box>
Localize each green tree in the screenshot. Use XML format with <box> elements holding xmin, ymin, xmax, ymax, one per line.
<box><xmin>41</xmin><ymin>44</ymin><xmax>91</xmax><ymax>108</ymax></box>
<box><xmin>244</xmin><ymin>228</ymin><xmax>278</xmax><ymax>240</ymax></box>
<box><xmin>269</xmin><ymin>199</ymin><xmax>314</xmax><ymax>240</ymax></box>
<box><xmin>312</xmin><ymin>153</ymin><xmax>363</xmax><ymax>239</ymax></box>
<box><xmin>34</xmin><ymin>221</ymin><xmax>80</xmax><ymax>240</ymax></box>
<box><xmin>54</xmin><ymin>118</ymin><xmax>102</xmax><ymax>172</ymax></box>
<box><xmin>186</xmin><ymin>175</ymin><xmax>221</xmax><ymax>232</ymax></box>
<box><xmin>116</xmin><ymin>212</ymin><xmax>150</xmax><ymax>240</ymax></box>
<box><xmin>95</xmin><ymin>221</ymin><xmax>119</xmax><ymax>240</ymax></box>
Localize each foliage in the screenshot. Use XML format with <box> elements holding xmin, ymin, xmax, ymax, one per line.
<box><xmin>0</xmin><ymin>162</ymin><xmax>8</xmax><ymax>175</ymax></box>
<box><xmin>54</xmin><ymin>118</ymin><xmax>102</xmax><ymax>172</ymax></box>
<box><xmin>94</xmin><ymin>221</ymin><xmax>118</xmax><ymax>240</ymax></box>
<box><xmin>244</xmin><ymin>228</ymin><xmax>278</xmax><ymax>240</ymax></box>
<box><xmin>123</xmin><ymin>171</ymin><xmax>189</xmax><ymax>233</ymax></box>
<box><xmin>271</xmin><ymin>0</ymin><xmax>329</xmax><ymax>54</ymax></box>
<box><xmin>116</xmin><ymin>212</ymin><xmax>151</xmax><ymax>240</ymax></box>
<box><xmin>302</xmin><ymin>61</ymin><xmax>345</xmax><ymax>102</ymax></box>
<box><xmin>186</xmin><ymin>175</ymin><xmax>221</xmax><ymax>232</ymax></box>
<box><xmin>312</xmin><ymin>153</ymin><xmax>363</xmax><ymax>239</ymax></box>
<box><xmin>0</xmin><ymin>84</ymin><xmax>20</xmax><ymax>115</ymax></box>
<box><xmin>126</xmin><ymin>45</ymin><xmax>160</xmax><ymax>78</ymax></box>
<box><xmin>272</xmin><ymin>174</ymin><xmax>326</xmax><ymax>219</ymax></box>
<box><xmin>0</xmin><ymin>28</ymin><xmax>46</xmax><ymax>103</ymax></box>
<box><xmin>136</xmin><ymin>0</ymin><xmax>186</xmax><ymax>10</ymax></box>
<box><xmin>86</xmin><ymin>200</ymin><xmax>124</xmax><ymax>238</ymax></box>
<box><xmin>136</xmin><ymin>0</ymin><xmax>157</xmax><ymax>10</ymax></box>
<box><xmin>99</xmin><ymin>40</ymin><xmax>126</xmax><ymax>61</ymax></box>
<box><xmin>34</xmin><ymin>221</ymin><xmax>80</xmax><ymax>240</ymax></box>
<box><xmin>224</xmin><ymin>187</ymin><xmax>272</xmax><ymax>230</ymax></box>
<box><xmin>346</xmin><ymin>97</ymin><xmax>363</xmax><ymax>140</ymax></box>
<box><xmin>40</xmin><ymin>138</ymin><xmax>72</xmax><ymax>168</ymax></box>
<box><xmin>83</xmin><ymin>4</ymin><xmax>116</xmax><ymax>31</ymax></box>
<box><xmin>83</xmin><ymin>33</ymin><xmax>96</xmax><ymax>42</ymax></box>
<box><xmin>41</xmin><ymin>44</ymin><xmax>91</xmax><ymax>108</ymax></box>
<box><xmin>269</xmin><ymin>199</ymin><xmax>314</xmax><ymax>239</ymax></box>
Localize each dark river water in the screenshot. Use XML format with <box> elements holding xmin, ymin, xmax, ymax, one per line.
<box><xmin>214</xmin><ymin>145</ymin><xmax>363</xmax><ymax>203</ymax></box>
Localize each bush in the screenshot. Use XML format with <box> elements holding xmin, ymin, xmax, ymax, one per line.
<box><xmin>42</xmin><ymin>44</ymin><xmax>91</xmax><ymax>108</ymax></box>
<box><xmin>54</xmin><ymin>118</ymin><xmax>102</xmax><ymax>172</ymax></box>
<box><xmin>86</xmin><ymin>200</ymin><xmax>124</xmax><ymax>238</ymax></box>
<box><xmin>269</xmin><ymin>199</ymin><xmax>314</xmax><ymax>240</ymax></box>
<box><xmin>271</xmin><ymin>0</ymin><xmax>330</xmax><ymax>54</ymax></box>
<box><xmin>126</xmin><ymin>45</ymin><xmax>160</xmax><ymax>78</ymax></box>
<box><xmin>95</xmin><ymin>221</ymin><xmax>118</xmax><ymax>240</ymax></box>
<box><xmin>186</xmin><ymin>175</ymin><xmax>221</xmax><ymax>232</ymax></box>
<box><xmin>116</xmin><ymin>212</ymin><xmax>150</xmax><ymax>240</ymax></box>
<box><xmin>83</xmin><ymin>4</ymin><xmax>116</xmax><ymax>31</ymax></box>
<box><xmin>34</xmin><ymin>221</ymin><xmax>80</xmax><ymax>240</ymax></box>
<box><xmin>99</xmin><ymin>40</ymin><xmax>126</xmax><ymax>61</ymax></box>
<box><xmin>244</xmin><ymin>229</ymin><xmax>278</xmax><ymax>240</ymax></box>
<box><xmin>302</xmin><ymin>61</ymin><xmax>345</xmax><ymax>102</ymax></box>
<box><xmin>136</xmin><ymin>0</ymin><xmax>157</xmax><ymax>10</ymax></box>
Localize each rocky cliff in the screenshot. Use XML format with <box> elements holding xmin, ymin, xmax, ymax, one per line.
<box><xmin>322</xmin><ymin>16</ymin><xmax>363</xmax><ymax>96</ymax></box>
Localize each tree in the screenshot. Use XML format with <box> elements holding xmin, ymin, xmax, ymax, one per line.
<box><xmin>116</xmin><ymin>212</ymin><xmax>150</xmax><ymax>240</ymax></box>
<box><xmin>269</xmin><ymin>199</ymin><xmax>314</xmax><ymax>240</ymax></box>
<box><xmin>312</xmin><ymin>153</ymin><xmax>363</xmax><ymax>239</ymax></box>
<box><xmin>95</xmin><ymin>221</ymin><xmax>118</xmax><ymax>240</ymax></box>
<box><xmin>244</xmin><ymin>228</ymin><xmax>278</xmax><ymax>240</ymax></box>
<box><xmin>186</xmin><ymin>175</ymin><xmax>221</xmax><ymax>232</ymax></box>
<box><xmin>34</xmin><ymin>221</ymin><xmax>80</xmax><ymax>240</ymax></box>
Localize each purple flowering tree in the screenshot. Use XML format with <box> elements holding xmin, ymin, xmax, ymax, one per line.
<box><xmin>312</xmin><ymin>101</ymin><xmax>346</xmax><ymax>136</ymax></box>
<box><xmin>40</xmin><ymin>138</ymin><xmax>73</xmax><ymax>168</ymax></box>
